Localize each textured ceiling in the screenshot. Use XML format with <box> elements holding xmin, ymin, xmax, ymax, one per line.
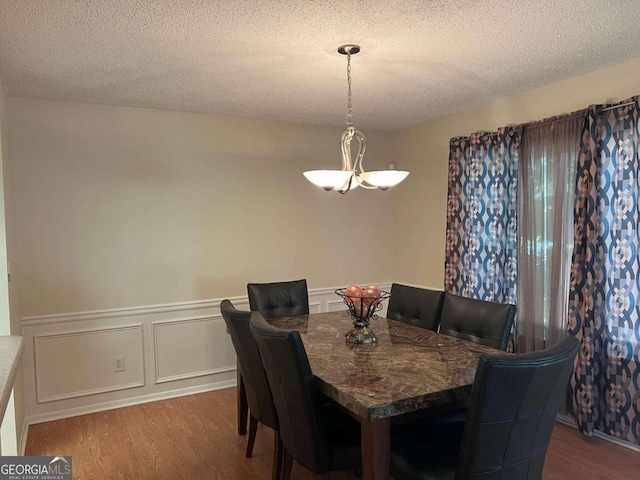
<box><xmin>0</xmin><ymin>1</ymin><xmax>639</xmax><ymax>130</ymax></box>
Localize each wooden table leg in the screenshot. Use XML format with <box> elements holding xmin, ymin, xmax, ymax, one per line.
<box><xmin>361</xmin><ymin>417</ymin><xmax>390</xmax><ymax>480</ymax></box>
<box><xmin>237</xmin><ymin>365</ymin><xmax>248</xmax><ymax>435</ymax></box>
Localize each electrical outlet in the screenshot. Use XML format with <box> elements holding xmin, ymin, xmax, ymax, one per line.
<box><xmin>113</xmin><ymin>355</ymin><xmax>125</xmax><ymax>372</ymax></box>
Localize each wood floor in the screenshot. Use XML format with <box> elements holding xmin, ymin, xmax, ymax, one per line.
<box><xmin>26</xmin><ymin>387</ymin><xmax>640</xmax><ymax>479</ymax></box>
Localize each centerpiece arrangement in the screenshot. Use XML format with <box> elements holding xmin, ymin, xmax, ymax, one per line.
<box><xmin>335</xmin><ymin>284</ymin><xmax>390</xmax><ymax>344</ymax></box>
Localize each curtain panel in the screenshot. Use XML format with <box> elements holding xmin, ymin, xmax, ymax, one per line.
<box><xmin>569</xmin><ymin>96</ymin><xmax>640</xmax><ymax>444</ymax></box>
<box><xmin>444</xmin><ymin>128</ymin><xmax>519</xmax><ymax>305</ymax></box>
<box><xmin>517</xmin><ymin>114</ymin><xmax>582</xmax><ymax>353</ymax></box>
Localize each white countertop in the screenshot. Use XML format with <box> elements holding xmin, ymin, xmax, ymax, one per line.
<box><xmin>0</xmin><ymin>335</ymin><xmax>24</xmax><ymax>422</ymax></box>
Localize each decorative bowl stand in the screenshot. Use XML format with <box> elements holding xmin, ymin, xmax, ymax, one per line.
<box><xmin>335</xmin><ymin>288</ymin><xmax>391</xmax><ymax>344</ymax></box>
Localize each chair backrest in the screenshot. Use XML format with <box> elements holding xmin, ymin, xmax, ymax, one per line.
<box><xmin>247</xmin><ymin>279</ymin><xmax>310</xmax><ymax>319</ymax></box>
<box><xmin>220</xmin><ymin>300</ymin><xmax>277</xmax><ymax>429</ymax></box>
<box><xmin>249</xmin><ymin>312</ymin><xmax>330</xmax><ymax>474</ymax></box>
<box><xmin>386</xmin><ymin>283</ymin><xmax>444</xmax><ymax>331</ymax></box>
<box><xmin>439</xmin><ymin>293</ymin><xmax>516</xmax><ymax>350</ymax></box>
<box><xmin>455</xmin><ymin>335</ymin><xmax>579</xmax><ymax>480</ymax></box>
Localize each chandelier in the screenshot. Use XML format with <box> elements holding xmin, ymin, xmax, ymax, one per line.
<box><xmin>303</xmin><ymin>45</ymin><xmax>409</xmax><ymax>194</ymax></box>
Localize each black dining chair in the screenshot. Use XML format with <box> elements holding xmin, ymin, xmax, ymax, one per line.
<box><xmin>220</xmin><ymin>300</ymin><xmax>282</xmax><ymax>480</ymax></box>
<box><xmin>249</xmin><ymin>312</ymin><xmax>362</xmax><ymax>480</ymax></box>
<box><xmin>247</xmin><ymin>279</ymin><xmax>310</xmax><ymax>319</ymax></box>
<box><xmin>439</xmin><ymin>293</ymin><xmax>516</xmax><ymax>350</ymax></box>
<box><xmin>387</xmin><ymin>283</ymin><xmax>445</xmax><ymax>331</ymax></box>
<box><xmin>390</xmin><ymin>335</ymin><xmax>579</xmax><ymax>480</ymax></box>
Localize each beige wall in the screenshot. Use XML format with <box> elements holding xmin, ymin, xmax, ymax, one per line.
<box><xmin>12</xmin><ymin>59</ymin><xmax>640</xmax><ymax>316</ymax></box>
<box><xmin>0</xmin><ymin>82</ymin><xmax>13</xmax><ymax>332</ymax></box>
<box><xmin>0</xmin><ymin>75</ymin><xmax>24</xmax><ymax>453</ymax></box>
<box><xmin>9</xmin><ymin>59</ymin><xmax>640</xmax><ymax>317</ymax></box>
<box><xmin>392</xmin><ymin>57</ymin><xmax>640</xmax><ymax>288</ymax></box>
<box><xmin>1</xmin><ymin>80</ymin><xmax>21</xmax><ymax>337</ymax></box>
<box><xmin>9</xmin><ymin>98</ymin><xmax>396</xmax><ymax>317</ymax></box>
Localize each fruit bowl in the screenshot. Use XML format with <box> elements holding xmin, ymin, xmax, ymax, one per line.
<box><xmin>335</xmin><ymin>285</ymin><xmax>390</xmax><ymax>344</ymax></box>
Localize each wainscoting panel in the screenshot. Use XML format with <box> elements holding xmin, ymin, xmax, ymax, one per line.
<box><xmin>153</xmin><ymin>316</ymin><xmax>236</xmax><ymax>384</ymax></box>
<box><xmin>20</xmin><ymin>283</ymin><xmax>391</xmax><ymax>428</ymax></box>
<box><xmin>34</xmin><ymin>325</ymin><xmax>144</xmax><ymax>403</ymax></box>
<box><xmin>328</xmin><ymin>299</ymin><xmax>348</xmax><ymax>312</ymax></box>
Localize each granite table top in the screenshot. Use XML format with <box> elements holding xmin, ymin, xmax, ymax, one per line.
<box><xmin>269</xmin><ymin>311</ymin><xmax>504</xmax><ymax>421</ymax></box>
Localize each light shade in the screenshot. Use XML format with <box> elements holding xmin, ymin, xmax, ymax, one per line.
<box><xmin>303</xmin><ymin>170</ymin><xmax>353</xmax><ymax>191</ymax></box>
<box><xmin>358</xmin><ymin>170</ymin><xmax>410</xmax><ymax>190</ymax></box>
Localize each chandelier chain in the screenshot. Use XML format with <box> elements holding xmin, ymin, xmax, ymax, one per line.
<box><xmin>345</xmin><ymin>53</ymin><xmax>353</xmax><ymax>127</ymax></box>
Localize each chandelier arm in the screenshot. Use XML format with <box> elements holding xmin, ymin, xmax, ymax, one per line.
<box><xmin>341</xmin><ymin>129</ymin><xmax>355</xmax><ymax>170</ymax></box>
<box><xmin>350</xmin><ymin>129</ymin><xmax>378</xmax><ymax>189</ymax></box>
<box><xmin>354</xmin><ymin>179</ymin><xmax>379</xmax><ymax>189</ymax></box>
<box><xmin>352</xmin><ymin>129</ymin><xmax>366</xmax><ymax>175</ymax></box>
<box><xmin>336</xmin><ymin>174</ymin><xmax>355</xmax><ymax>194</ymax></box>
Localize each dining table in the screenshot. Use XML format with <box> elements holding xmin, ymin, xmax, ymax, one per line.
<box><xmin>254</xmin><ymin>310</ymin><xmax>505</xmax><ymax>480</ymax></box>
<box><xmin>267</xmin><ymin>309</ymin><xmax>505</xmax><ymax>480</ymax></box>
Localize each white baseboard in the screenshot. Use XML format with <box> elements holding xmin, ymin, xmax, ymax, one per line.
<box><xmin>19</xmin><ymin>421</ymin><xmax>28</xmax><ymax>456</ymax></box>
<box><xmin>24</xmin><ymin>378</ymin><xmax>236</xmax><ymax>428</ymax></box>
<box><xmin>556</xmin><ymin>413</ymin><xmax>640</xmax><ymax>453</ymax></box>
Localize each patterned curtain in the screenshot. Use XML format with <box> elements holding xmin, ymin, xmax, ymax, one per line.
<box><xmin>568</xmin><ymin>97</ymin><xmax>640</xmax><ymax>444</ymax></box>
<box><xmin>444</xmin><ymin>127</ymin><xmax>520</xmax><ymax>306</ymax></box>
